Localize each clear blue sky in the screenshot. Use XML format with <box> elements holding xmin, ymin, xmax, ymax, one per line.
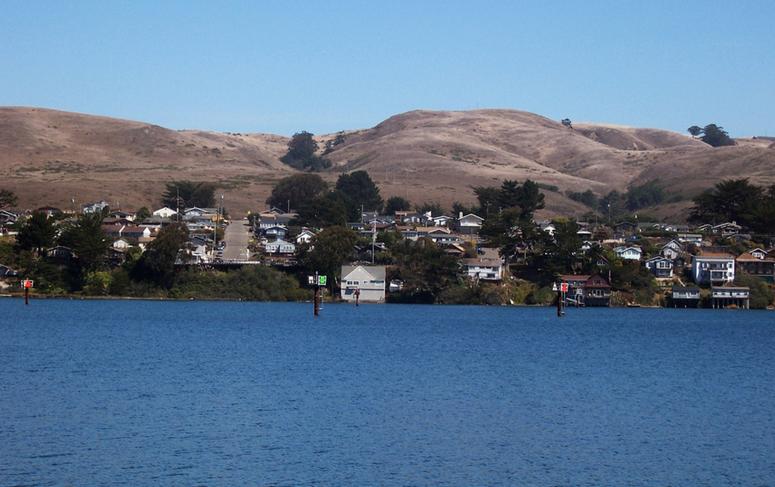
<box><xmin>2</xmin><ymin>1</ymin><xmax>773</xmax><ymax>136</ymax></box>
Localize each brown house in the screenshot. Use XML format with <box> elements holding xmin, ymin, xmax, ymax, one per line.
<box><xmin>736</xmin><ymin>249</ymin><xmax>775</xmax><ymax>282</ymax></box>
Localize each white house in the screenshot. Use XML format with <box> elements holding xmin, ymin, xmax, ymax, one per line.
<box><xmin>692</xmin><ymin>252</ymin><xmax>735</xmax><ymax>285</ymax></box>
<box><xmin>462</xmin><ymin>248</ymin><xmax>503</xmax><ymax>281</ymax></box>
<box><xmin>264</xmin><ymin>238</ymin><xmax>296</xmax><ymax>254</ymax></box>
<box><xmin>340</xmin><ymin>265</ymin><xmax>386</xmax><ymax>303</ymax></box>
<box><xmin>295</xmin><ymin>228</ymin><xmax>316</xmax><ymax>245</ymax></box>
<box><xmin>153</xmin><ymin>207</ymin><xmax>178</xmax><ymax>218</ymax></box>
<box><xmin>112</xmin><ymin>238</ymin><xmax>131</xmax><ymax>250</ymax></box>
<box><xmin>431</xmin><ymin>215</ymin><xmax>455</xmax><ymax>227</ymax></box>
<box><xmin>457</xmin><ymin>213</ymin><xmax>484</xmax><ymax>235</ymax></box>
<box><xmin>83</xmin><ymin>200</ymin><xmax>109</xmax><ymax>214</ymax></box>
<box><xmin>677</xmin><ymin>233</ymin><xmax>703</xmax><ymax>246</ymax></box>
<box><xmin>614</xmin><ymin>246</ymin><xmax>642</xmax><ymax>261</ymax></box>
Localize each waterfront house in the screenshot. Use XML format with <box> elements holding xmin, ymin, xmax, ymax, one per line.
<box><xmin>691</xmin><ymin>251</ymin><xmax>735</xmax><ymax>286</ymax></box>
<box><xmin>462</xmin><ymin>248</ymin><xmax>503</xmax><ymax>281</ymax></box>
<box><xmin>614</xmin><ymin>246</ymin><xmax>642</xmax><ymax>261</ymax></box>
<box><xmin>558</xmin><ymin>274</ymin><xmax>611</xmax><ymax>307</ymax></box>
<box><xmin>644</xmin><ymin>256</ymin><xmax>674</xmax><ymax>278</ymax></box>
<box><xmin>671</xmin><ymin>286</ymin><xmax>701</xmax><ymax>308</ymax></box>
<box><xmin>711</xmin><ymin>286</ymin><xmax>750</xmax><ymax>309</ymax></box>
<box><xmin>736</xmin><ymin>249</ymin><xmax>775</xmax><ymax>282</ymax></box>
<box><xmin>0</xmin><ymin>263</ymin><xmax>19</xmax><ymax>278</ymax></box>
<box><xmin>340</xmin><ymin>265</ymin><xmax>386</xmax><ymax>303</ymax></box>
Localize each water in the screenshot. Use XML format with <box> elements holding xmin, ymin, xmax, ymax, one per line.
<box><xmin>1</xmin><ymin>299</ymin><xmax>774</xmax><ymax>486</ymax></box>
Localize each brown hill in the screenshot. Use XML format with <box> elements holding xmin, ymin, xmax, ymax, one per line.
<box><xmin>2</xmin><ymin>107</ymin><xmax>774</xmax><ymax>219</ymax></box>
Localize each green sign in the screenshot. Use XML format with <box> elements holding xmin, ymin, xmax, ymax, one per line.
<box><xmin>318</xmin><ymin>275</ymin><xmax>327</xmax><ymax>286</ymax></box>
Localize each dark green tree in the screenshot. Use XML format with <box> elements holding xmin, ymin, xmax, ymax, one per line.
<box><xmin>384</xmin><ymin>196</ymin><xmax>412</xmax><ymax>214</ymax></box>
<box><xmin>689</xmin><ymin>179</ymin><xmax>762</xmax><ymax>227</ymax></box>
<box><xmin>415</xmin><ymin>202</ymin><xmax>445</xmax><ymax>215</ymax></box>
<box><xmin>15</xmin><ymin>212</ymin><xmax>56</xmax><ymax>255</ymax></box>
<box><xmin>626</xmin><ymin>180</ymin><xmax>664</xmax><ymax>210</ymax></box>
<box><xmin>280</xmin><ymin>131</ymin><xmax>332</xmax><ymax>171</ymax></box>
<box><xmin>58</xmin><ymin>212</ymin><xmax>110</xmax><ymax>273</ymax></box>
<box><xmin>598</xmin><ymin>190</ymin><xmax>628</xmax><ymax>223</ymax></box>
<box><xmin>266</xmin><ymin>173</ymin><xmax>328</xmax><ymax>211</ymax></box>
<box><xmin>293</xmin><ymin>191</ymin><xmax>349</xmax><ymax>228</ymax></box>
<box><xmin>298</xmin><ymin>226</ymin><xmax>358</xmax><ymax>285</ymax></box>
<box><xmin>566</xmin><ymin>189</ymin><xmax>598</xmax><ymax>208</ymax></box>
<box><xmin>687</xmin><ymin>125</ymin><xmax>702</xmax><ymax>137</ymax></box>
<box><xmin>162</xmin><ymin>181</ymin><xmax>216</xmax><ymax>209</ymax></box>
<box><xmin>135</xmin><ymin>207</ymin><xmax>151</xmax><ymax>221</ymax></box>
<box><xmin>0</xmin><ymin>189</ymin><xmax>18</xmax><ymax>209</ymax></box>
<box><xmin>390</xmin><ymin>238</ymin><xmax>461</xmax><ymax>303</ymax></box>
<box><xmin>334</xmin><ymin>170</ymin><xmax>383</xmax><ymax>218</ymax></box>
<box><xmin>131</xmin><ymin>223</ymin><xmax>189</xmax><ymax>288</ymax></box>
<box><xmin>700</xmin><ymin>124</ymin><xmax>735</xmax><ymax>147</ymax></box>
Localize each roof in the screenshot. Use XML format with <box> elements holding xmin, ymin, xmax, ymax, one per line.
<box><xmin>736</xmin><ymin>249</ymin><xmax>775</xmax><ymax>262</ymax></box>
<box><xmin>695</xmin><ymin>251</ymin><xmax>735</xmax><ymax>259</ymax></box>
<box><xmin>672</xmin><ymin>286</ymin><xmax>700</xmax><ymax>292</ymax></box>
<box><xmin>341</xmin><ymin>265</ymin><xmax>386</xmax><ymax>280</ymax></box>
<box><xmin>559</xmin><ymin>274</ymin><xmax>591</xmax><ymax>282</ymax></box>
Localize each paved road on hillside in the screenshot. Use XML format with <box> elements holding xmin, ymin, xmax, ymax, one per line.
<box><xmin>221</xmin><ymin>219</ymin><xmax>251</xmax><ymax>260</ymax></box>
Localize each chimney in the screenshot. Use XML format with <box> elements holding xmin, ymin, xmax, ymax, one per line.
<box><xmin>459</xmin><ymin>211</ymin><xmax>463</xmax><ymax>219</ymax></box>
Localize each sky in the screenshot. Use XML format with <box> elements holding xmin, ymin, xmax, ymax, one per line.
<box><xmin>1</xmin><ymin>1</ymin><xmax>773</xmax><ymax>136</ymax></box>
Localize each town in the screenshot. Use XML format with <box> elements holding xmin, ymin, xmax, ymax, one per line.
<box><xmin>1</xmin><ymin>173</ymin><xmax>773</xmax><ymax>309</ymax></box>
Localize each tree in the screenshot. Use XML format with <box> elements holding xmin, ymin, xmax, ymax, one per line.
<box><xmin>390</xmin><ymin>238</ymin><xmax>461</xmax><ymax>303</ymax></box>
<box><xmin>162</xmin><ymin>181</ymin><xmax>216</xmax><ymax>209</ymax></box>
<box><xmin>58</xmin><ymin>212</ymin><xmax>110</xmax><ymax>274</ymax></box>
<box><xmin>15</xmin><ymin>212</ymin><xmax>56</xmax><ymax>255</ymax></box>
<box><xmin>626</xmin><ymin>180</ymin><xmax>664</xmax><ymax>211</ymax></box>
<box><xmin>334</xmin><ymin>170</ymin><xmax>383</xmax><ymax>218</ymax></box>
<box><xmin>131</xmin><ymin>223</ymin><xmax>189</xmax><ymax>288</ymax></box>
<box><xmin>598</xmin><ymin>190</ymin><xmax>627</xmax><ymax>223</ymax></box>
<box><xmin>384</xmin><ymin>196</ymin><xmax>412</xmax><ymax>214</ymax></box>
<box><xmin>298</xmin><ymin>226</ymin><xmax>358</xmax><ymax>285</ymax></box>
<box><xmin>700</xmin><ymin>124</ymin><xmax>735</xmax><ymax>147</ymax></box>
<box><xmin>135</xmin><ymin>207</ymin><xmax>151</xmax><ymax>221</ymax></box>
<box><xmin>280</xmin><ymin>131</ymin><xmax>332</xmax><ymax>171</ymax></box>
<box><xmin>689</xmin><ymin>179</ymin><xmax>762</xmax><ymax>227</ymax></box>
<box><xmin>687</xmin><ymin>125</ymin><xmax>702</xmax><ymax>137</ymax></box>
<box><xmin>0</xmin><ymin>189</ymin><xmax>18</xmax><ymax>209</ymax></box>
<box><xmin>566</xmin><ymin>189</ymin><xmax>598</xmax><ymax>208</ymax></box>
<box><xmin>561</xmin><ymin>118</ymin><xmax>573</xmax><ymax>129</ymax></box>
<box><xmin>415</xmin><ymin>202</ymin><xmax>444</xmax><ymax>215</ymax></box>
<box><xmin>266</xmin><ymin>173</ymin><xmax>328</xmax><ymax>211</ymax></box>
<box><xmin>293</xmin><ymin>191</ymin><xmax>349</xmax><ymax>228</ymax></box>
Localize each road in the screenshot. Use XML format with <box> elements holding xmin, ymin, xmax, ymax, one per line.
<box><xmin>221</xmin><ymin>218</ymin><xmax>251</xmax><ymax>261</ymax></box>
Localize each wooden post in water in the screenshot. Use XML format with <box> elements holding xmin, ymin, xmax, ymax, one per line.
<box><xmin>22</xmin><ymin>279</ymin><xmax>33</xmax><ymax>306</ymax></box>
<box><xmin>313</xmin><ymin>272</ymin><xmax>320</xmax><ymax>317</ymax></box>
<box><xmin>355</xmin><ymin>288</ymin><xmax>360</xmax><ymax>307</ymax></box>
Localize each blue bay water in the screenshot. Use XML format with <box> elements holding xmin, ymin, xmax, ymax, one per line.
<box><xmin>1</xmin><ymin>299</ymin><xmax>774</xmax><ymax>486</ymax></box>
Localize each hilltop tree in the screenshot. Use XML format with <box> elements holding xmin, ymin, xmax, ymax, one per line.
<box><xmin>162</xmin><ymin>181</ymin><xmax>216</xmax><ymax>209</ymax></box>
<box><xmin>281</xmin><ymin>131</ymin><xmax>332</xmax><ymax>171</ymax></box>
<box><xmin>700</xmin><ymin>124</ymin><xmax>735</xmax><ymax>147</ymax></box>
<box><xmin>335</xmin><ymin>170</ymin><xmax>383</xmax><ymax>219</ymax></box>
<box><xmin>0</xmin><ymin>189</ymin><xmax>18</xmax><ymax>209</ymax></box>
<box><xmin>687</xmin><ymin>125</ymin><xmax>702</xmax><ymax>137</ymax></box>
<box><xmin>266</xmin><ymin>173</ymin><xmax>328</xmax><ymax>212</ymax></box>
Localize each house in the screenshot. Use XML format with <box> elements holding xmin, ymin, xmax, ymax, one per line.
<box><xmin>0</xmin><ymin>209</ymin><xmax>18</xmax><ymax>225</ymax></box>
<box><xmin>691</xmin><ymin>252</ymin><xmax>735</xmax><ymax>286</ymax></box>
<box><xmin>263</xmin><ymin>225</ymin><xmax>288</xmax><ymax>240</ymax></box>
<box><xmin>671</xmin><ymin>286</ymin><xmax>701</xmax><ymax>308</ymax></box>
<box><xmin>456</xmin><ymin>213</ymin><xmax>484</xmax><ymax>235</ymax></box>
<box><xmin>695</xmin><ymin>223</ymin><xmax>714</xmax><ymax>234</ymax></box>
<box><xmin>340</xmin><ymin>265</ymin><xmax>386</xmax><ymax>303</ymax></box>
<box><xmin>257</xmin><ymin>212</ymin><xmax>296</xmax><ymax>230</ymax></box>
<box><xmin>153</xmin><ymin>207</ymin><xmax>178</xmax><ymax>218</ymax></box>
<box><xmin>295</xmin><ymin>228</ymin><xmax>316</xmax><ymax>245</ymax></box>
<box><xmin>36</xmin><ymin>207</ymin><xmax>62</xmax><ymax>218</ymax></box>
<box><xmin>677</xmin><ymin>233</ymin><xmax>703</xmax><ymax>246</ymax></box>
<box><xmin>645</xmin><ymin>256</ymin><xmax>674</xmax><ymax>278</ymax></box>
<box><xmin>431</xmin><ymin>215</ymin><xmax>455</xmax><ymax>227</ymax></box>
<box><xmin>0</xmin><ymin>263</ymin><xmax>19</xmax><ymax>278</ymax></box>
<box><xmin>264</xmin><ymin>238</ymin><xmax>296</xmax><ymax>255</ymax></box>
<box><xmin>183</xmin><ymin>207</ymin><xmax>219</xmax><ymax>221</ymax></box>
<box><xmin>712</xmin><ymin>221</ymin><xmax>742</xmax><ymax>236</ymax></box>
<box><xmin>736</xmin><ymin>249</ymin><xmax>775</xmax><ymax>282</ymax></box>
<box><xmin>583</xmin><ymin>274</ymin><xmax>612</xmax><ymax>307</ymax></box>
<box><xmin>711</xmin><ymin>286</ymin><xmax>750</xmax><ymax>309</ymax></box>
<box><xmin>614</xmin><ymin>246</ymin><xmax>642</xmax><ymax>261</ymax></box>
<box><xmin>82</xmin><ymin>201</ymin><xmax>109</xmax><ymax>214</ymax></box>
<box><xmin>661</xmin><ymin>240</ymin><xmax>683</xmax><ymax>260</ymax></box>
<box><xmin>112</xmin><ymin>238</ymin><xmax>131</xmax><ymax>251</ymax></box>
<box><xmin>45</xmin><ymin>246</ymin><xmax>75</xmax><ymax>262</ymax></box>
<box><xmin>108</xmin><ymin>210</ymin><xmax>135</xmax><ymax>221</ymax></box>
<box><xmin>558</xmin><ymin>274</ymin><xmax>611</xmax><ymax>307</ymax></box>
<box><xmin>462</xmin><ymin>248</ymin><xmax>503</xmax><ymax>281</ymax></box>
